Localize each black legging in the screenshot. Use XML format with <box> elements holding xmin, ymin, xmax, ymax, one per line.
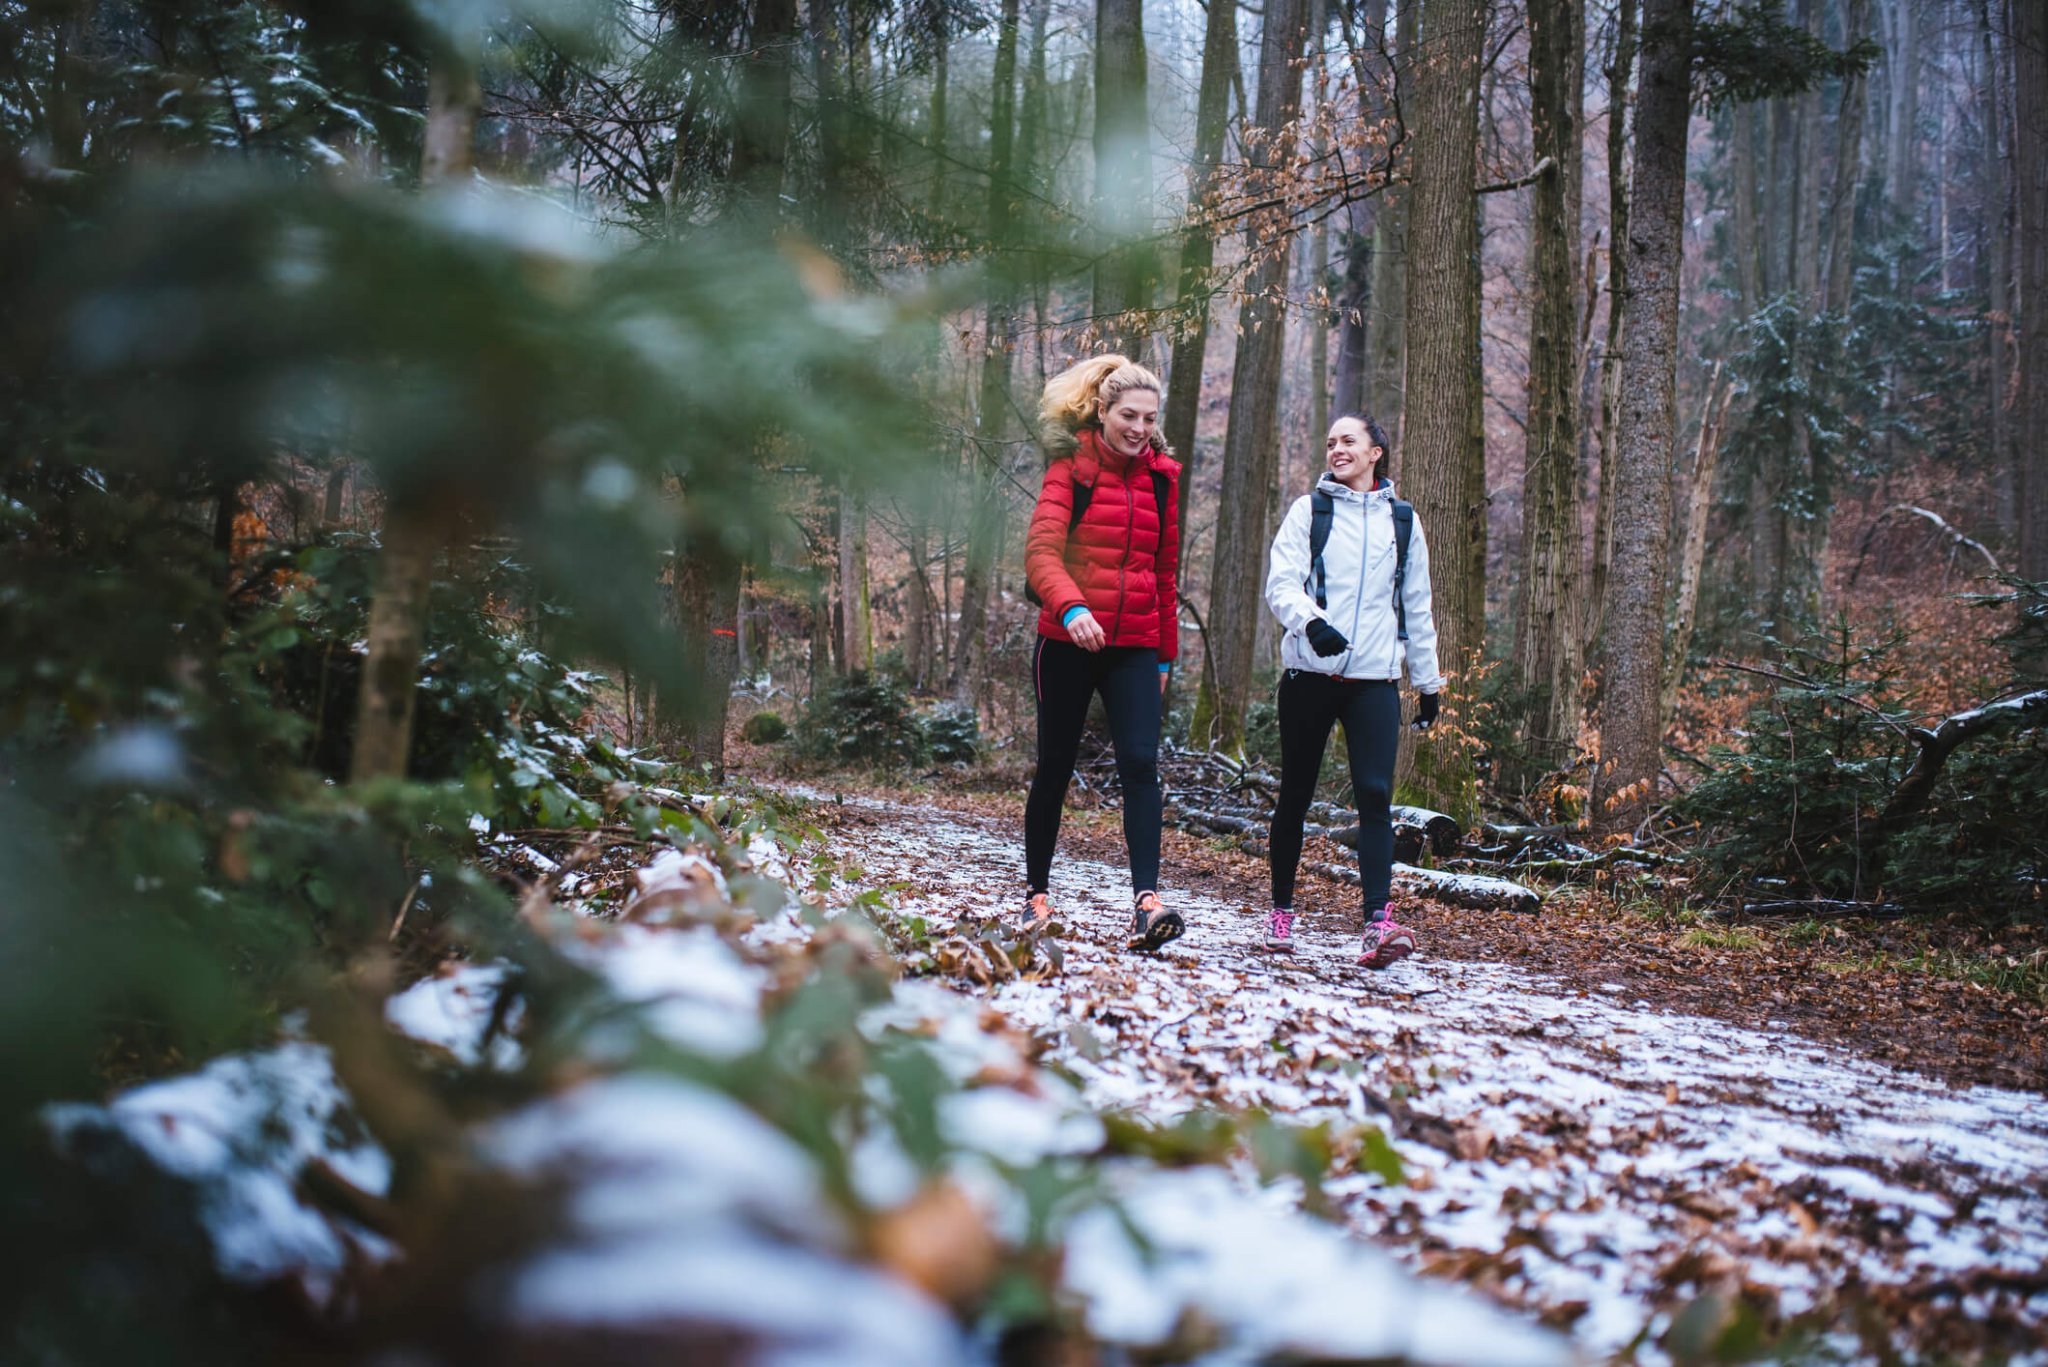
<box><xmin>1269</xmin><ymin>670</ymin><xmax>1401</xmax><ymax>913</ymax></box>
<box><xmin>1025</xmin><ymin>638</ymin><xmax>1162</xmax><ymax>896</ymax></box>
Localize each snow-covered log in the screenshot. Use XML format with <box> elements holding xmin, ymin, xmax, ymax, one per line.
<box><xmin>1311</xmin><ymin>861</ymin><xmax>1541</xmax><ymax>912</ymax></box>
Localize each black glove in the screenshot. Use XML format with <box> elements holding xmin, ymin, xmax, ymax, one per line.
<box><xmin>1413</xmin><ymin>692</ymin><xmax>1440</xmax><ymax>731</ymax></box>
<box><xmin>1305</xmin><ymin>619</ymin><xmax>1349</xmax><ymax>658</ymax></box>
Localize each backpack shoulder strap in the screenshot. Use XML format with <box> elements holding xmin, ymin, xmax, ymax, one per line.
<box><xmin>1391</xmin><ymin>499</ymin><xmax>1414</xmax><ymax>641</ymax></box>
<box><xmin>1306</xmin><ymin>489</ymin><xmax>1335</xmax><ymax>610</ymax></box>
<box><xmin>1067</xmin><ymin>477</ymin><xmax>1094</xmax><ymax>532</ymax></box>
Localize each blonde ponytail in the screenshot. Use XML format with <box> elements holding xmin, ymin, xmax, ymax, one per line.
<box><xmin>1038</xmin><ymin>354</ymin><xmax>1163</xmax><ymax>445</ymax></box>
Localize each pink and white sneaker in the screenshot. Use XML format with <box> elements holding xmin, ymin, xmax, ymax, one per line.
<box><xmin>1263</xmin><ymin>909</ymin><xmax>1296</xmax><ymax>952</ymax></box>
<box><xmin>1357</xmin><ymin>907</ymin><xmax>1416</xmax><ymax>969</ymax></box>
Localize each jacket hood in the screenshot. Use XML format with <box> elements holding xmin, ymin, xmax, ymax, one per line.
<box><xmin>1043</xmin><ymin>421</ymin><xmax>1178</xmax><ymax>469</ymax></box>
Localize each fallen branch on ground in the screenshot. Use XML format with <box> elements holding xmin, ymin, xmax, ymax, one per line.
<box><xmin>1726</xmin><ymin>898</ymin><xmax>1912</xmax><ymax>920</ymax></box>
<box><xmin>1877</xmin><ymin>690</ymin><xmax>2048</xmax><ymax>830</ymax></box>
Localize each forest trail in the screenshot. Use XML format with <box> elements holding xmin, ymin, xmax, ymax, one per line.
<box><xmin>815</xmin><ymin>792</ymin><xmax>2048</xmax><ymax>1359</ymax></box>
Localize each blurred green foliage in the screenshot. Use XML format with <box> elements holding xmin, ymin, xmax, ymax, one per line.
<box><xmin>0</xmin><ymin>0</ymin><xmax>935</xmax><ymax>1133</ymax></box>
<box><xmin>797</xmin><ymin>670</ymin><xmax>930</xmax><ymax>768</ymax></box>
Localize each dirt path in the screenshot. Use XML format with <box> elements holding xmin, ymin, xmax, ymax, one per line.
<box><xmin>816</xmin><ymin>793</ymin><xmax>2048</xmax><ymax>1362</ymax></box>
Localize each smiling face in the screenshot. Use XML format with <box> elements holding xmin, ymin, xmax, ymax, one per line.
<box><xmin>1326</xmin><ymin>416</ymin><xmax>1385</xmax><ymax>490</ymax></box>
<box><xmin>1098</xmin><ymin>385</ymin><xmax>1161</xmax><ymax>458</ymax></box>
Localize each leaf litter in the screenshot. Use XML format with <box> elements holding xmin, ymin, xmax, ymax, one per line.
<box><xmin>811</xmin><ymin>789</ymin><xmax>2048</xmax><ymax>1364</ymax></box>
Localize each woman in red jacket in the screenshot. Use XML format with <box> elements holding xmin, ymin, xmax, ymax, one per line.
<box><xmin>1021</xmin><ymin>354</ymin><xmax>1183</xmax><ymax>950</ymax></box>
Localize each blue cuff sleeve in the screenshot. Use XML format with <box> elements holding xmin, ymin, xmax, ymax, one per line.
<box><xmin>1158</xmin><ymin>663</ymin><xmax>1171</xmax><ymax>674</ymax></box>
<box><xmin>1061</xmin><ymin>605</ymin><xmax>1088</xmax><ymax>627</ymax></box>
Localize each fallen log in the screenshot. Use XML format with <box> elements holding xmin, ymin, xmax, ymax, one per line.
<box><xmin>1732</xmin><ymin>898</ymin><xmax>1912</xmax><ymax>920</ymax></box>
<box><xmin>1480</xmin><ymin>822</ymin><xmax>1571</xmax><ymax>850</ymax></box>
<box><xmin>1309</xmin><ymin>861</ymin><xmax>1541</xmax><ymax>913</ymax></box>
<box><xmin>1494</xmin><ymin>846</ymin><xmax>1675</xmax><ymax>875</ymax></box>
<box><xmin>1391</xmin><ymin>805</ymin><xmax>1463</xmax><ymax>855</ymax></box>
<box><xmin>1327</xmin><ymin>822</ymin><xmax>1429</xmax><ymax>866</ymax></box>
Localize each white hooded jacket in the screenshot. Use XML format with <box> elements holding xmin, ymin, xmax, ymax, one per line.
<box><xmin>1264</xmin><ymin>474</ymin><xmax>1445</xmax><ymax>692</ymax></box>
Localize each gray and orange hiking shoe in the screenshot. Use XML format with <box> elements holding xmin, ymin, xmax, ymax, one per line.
<box><xmin>1357</xmin><ymin>905</ymin><xmax>1415</xmax><ymax>969</ymax></box>
<box><xmin>1128</xmin><ymin>891</ymin><xmax>1184</xmax><ymax>952</ymax></box>
<box><xmin>1263</xmin><ymin>908</ymin><xmax>1297</xmax><ymax>952</ymax></box>
<box><xmin>1018</xmin><ymin>891</ymin><xmax>1057</xmax><ymax>937</ymax></box>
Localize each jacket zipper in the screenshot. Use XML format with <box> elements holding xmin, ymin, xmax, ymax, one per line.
<box><xmin>1344</xmin><ymin>496</ymin><xmax>1369</xmax><ymax>677</ymax></box>
<box><xmin>1111</xmin><ymin>456</ymin><xmax>1136</xmax><ymax>642</ymax></box>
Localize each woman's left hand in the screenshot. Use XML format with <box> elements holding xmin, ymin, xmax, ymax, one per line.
<box><xmin>1159</xmin><ymin>670</ymin><xmax>1169</xmax><ymax>698</ymax></box>
<box><xmin>1412</xmin><ymin>691</ymin><xmax>1441</xmax><ymax>731</ymax></box>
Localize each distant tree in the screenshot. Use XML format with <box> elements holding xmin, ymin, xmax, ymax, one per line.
<box><xmin>1595</xmin><ymin>0</ymin><xmax>1692</xmax><ymax>832</ymax></box>
<box><xmin>1396</xmin><ymin>0</ymin><xmax>1488</xmax><ymax>818</ymax></box>
<box><xmin>950</xmin><ymin>0</ymin><xmax>1024</xmax><ymax>702</ymax></box>
<box><xmin>1160</xmin><ymin>0</ymin><xmax>1238</xmax><ymax>546</ymax></box>
<box><xmin>1092</xmin><ymin>0</ymin><xmax>1154</xmax><ymax>355</ymax></box>
<box><xmin>1194</xmin><ymin>0</ymin><xmax>1310</xmax><ymax>756</ymax></box>
<box><xmin>2017</xmin><ymin>0</ymin><xmax>2048</xmax><ymax>579</ymax></box>
<box><xmin>1509</xmin><ymin>0</ymin><xmax>1587</xmax><ymax>783</ymax></box>
<box><xmin>352</xmin><ymin>21</ymin><xmax>482</xmax><ymax>783</ymax></box>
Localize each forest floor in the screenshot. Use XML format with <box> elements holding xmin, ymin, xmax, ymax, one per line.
<box><xmin>794</xmin><ymin>778</ymin><xmax>2048</xmax><ymax>1363</ymax></box>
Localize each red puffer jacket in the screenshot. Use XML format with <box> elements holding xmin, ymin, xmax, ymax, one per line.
<box><xmin>1025</xmin><ymin>428</ymin><xmax>1182</xmax><ymax>662</ymax></box>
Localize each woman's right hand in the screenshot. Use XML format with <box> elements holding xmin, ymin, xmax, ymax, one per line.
<box><xmin>1067</xmin><ymin>608</ymin><xmax>1107</xmax><ymax>651</ymax></box>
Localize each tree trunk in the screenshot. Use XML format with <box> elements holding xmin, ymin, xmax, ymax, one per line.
<box><xmin>1883</xmin><ymin>0</ymin><xmax>1919</xmax><ymax>214</ymax></box>
<box><xmin>1732</xmin><ymin>101</ymin><xmax>1761</xmax><ymax>316</ymax></box>
<box><xmin>1585</xmin><ymin>0</ymin><xmax>1635</xmax><ymax>662</ymax></box>
<box><xmin>839</xmin><ymin>480</ymin><xmax>872</xmax><ymax>674</ymax></box>
<box><xmin>928</xmin><ymin>18</ymin><xmax>949</xmax><ymax>222</ymax></box>
<box><xmin>1365</xmin><ymin>0</ymin><xmax>1420</xmax><ymax>431</ymax></box>
<box><xmin>1310</xmin><ymin>216</ymin><xmax>1332</xmax><ymax>446</ymax></box>
<box><xmin>1981</xmin><ymin>0</ymin><xmax>2015</xmax><ymax>539</ymax></box>
<box><xmin>1161</xmin><ymin>0</ymin><xmax>1238</xmax><ymax>544</ymax></box>
<box><xmin>351</xmin><ymin>511</ymin><xmax>439</xmax><ymax>782</ymax></box>
<box><xmin>1332</xmin><ymin>225</ymin><xmax>1374</xmax><ymax>415</ymax></box>
<box><xmin>2017</xmin><ymin>0</ymin><xmax>2048</xmax><ymax>579</ymax></box>
<box><xmin>1824</xmin><ymin>0</ymin><xmax>1873</xmax><ymax>314</ymax></box>
<box><xmin>1092</xmin><ymin>0</ymin><xmax>1154</xmax><ymax>356</ymax></box>
<box><xmin>1193</xmin><ymin>0</ymin><xmax>1310</xmax><ymax>756</ymax></box>
<box><xmin>1596</xmin><ymin>0</ymin><xmax>1692</xmax><ymax>833</ymax></box>
<box><xmin>948</xmin><ymin>0</ymin><xmax>1023</xmax><ymax>702</ymax></box>
<box><xmin>1395</xmin><ymin>0</ymin><xmax>1488</xmax><ymax>821</ymax></box>
<box><xmin>1331</xmin><ymin>0</ymin><xmax>1391</xmax><ymax>419</ymax></box>
<box><xmin>1770</xmin><ymin>92</ymin><xmax>1798</xmax><ymax>295</ymax></box>
<box><xmin>1661</xmin><ymin>368</ymin><xmax>1730</xmax><ymax>733</ymax></box>
<box><xmin>1510</xmin><ymin>0</ymin><xmax>1585</xmax><ymax>781</ymax></box>
<box><xmin>1790</xmin><ymin>0</ymin><xmax>1825</xmax><ymax>302</ymax></box>
<box><xmin>321</xmin><ymin>460</ymin><xmax>351</xmax><ymax>528</ymax></box>
<box><xmin>666</xmin><ymin>536</ymin><xmax>743</xmax><ymax>772</ymax></box>
<box><xmin>730</xmin><ymin>0</ymin><xmax>795</xmax><ymax>205</ymax></box>
<box><xmin>1305</xmin><ymin>0</ymin><xmax>1332</xmax><ymax>452</ymax></box>
<box><xmin>807</xmin><ymin>0</ymin><xmax>850</xmax><ymax>242</ymax></box>
<box><xmin>905</xmin><ymin>522</ymin><xmax>932</xmax><ymax>690</ymax></box>
<box><xmin>350</xmin><ymin>40</ymin><xmax>477</xmax><ymax>783</ymax></box>
<box><xmin>659</xmin><ymin>0</ymin><xmax>796</xmax><ymax>775</ymax></box>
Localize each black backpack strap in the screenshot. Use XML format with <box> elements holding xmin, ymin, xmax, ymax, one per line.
<box><xmin>1067</xmin><ymin>477</ymin><xmax>1095</xmax><ymax>532</ymax></box>
<box><xmin>1391</xmin><ymin>499</ymin><xmax>1413</xmax><ymax>642</ymax></box>
<box><xmin>1150</xmin><ymin>470</ymin><xmax>1170</xmax><ymax>531</ymax></box>
<box><xmin>1026</xmin><ymin>464</ymin><xmax>1093</xmax><ymax>608</ymax></box>
<box><xmin>1306</xmin><ymin>489</ymin><xmax>1335</xmax><ymax>609</ymax></box>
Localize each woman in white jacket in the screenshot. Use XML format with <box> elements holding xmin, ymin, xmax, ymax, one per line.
<box><xmin>1261</xmin><ymin>414</ymin><xmax>1444</xmax><ymax>967</ymax></box>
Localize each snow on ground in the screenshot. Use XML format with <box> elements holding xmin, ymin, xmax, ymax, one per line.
<box><xmin>385</xmin><ymin>960</ymin><xmax>523</xmax><ymax>1068</ymax></box>
<box><xmin>822</xmin><ymin>793</ymin><xmax>2048</xmax><ymax>1361</ymax></box>
<box><xmin>42</xmin><ymin>801</ymin><xmax>1574</xmax><ymax>1364</ymax></box>
<box><xmin>44</xmin><ymin>1040</ymin><xmax>394</xmax><ymax>1303</ymax></box>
